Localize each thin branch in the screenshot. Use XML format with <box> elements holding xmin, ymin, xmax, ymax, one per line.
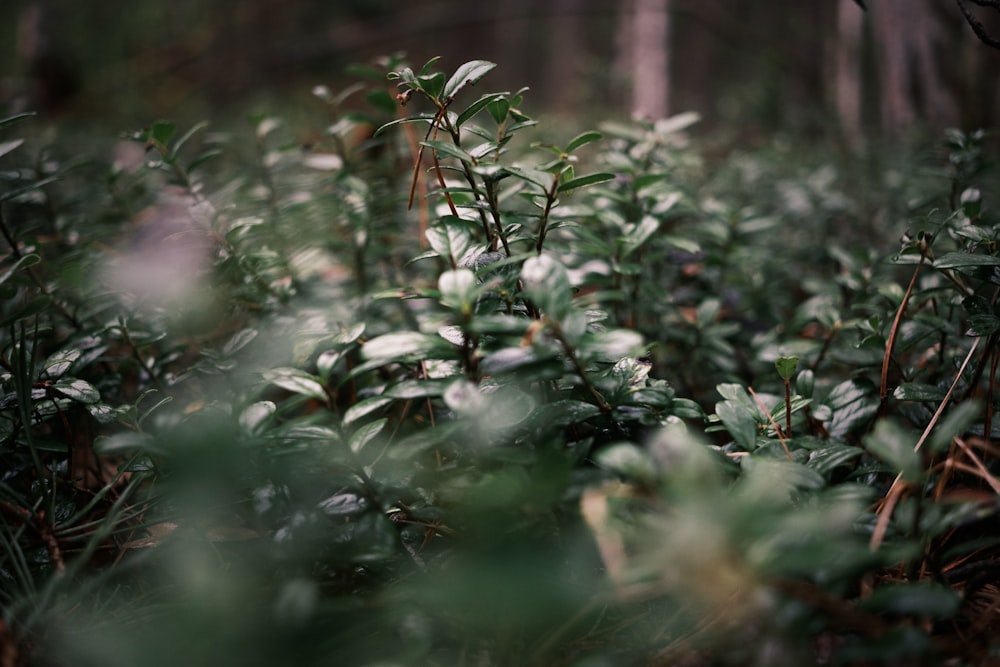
<box><xmin>956</xmin><ymin>0</ymin><xmax>1000</xmax><ymax>49</ymax></box>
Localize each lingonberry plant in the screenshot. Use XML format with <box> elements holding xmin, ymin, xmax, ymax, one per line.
<box><xmin>1</xmin><ymin>58</ymin><xmax>999</xmax><ymax>666</ymax></box>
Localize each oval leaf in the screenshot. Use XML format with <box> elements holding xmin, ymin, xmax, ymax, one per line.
<box><xmin>443</xmin><ymin>60</ymin><xmax>497</xmax><ymax>101</ymax></box>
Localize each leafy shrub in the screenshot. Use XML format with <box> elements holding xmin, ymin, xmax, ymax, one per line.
<box><xmin>1</xmin><ymin>59</ymin><xmax>999</xmax><ymax>666</ymax></box>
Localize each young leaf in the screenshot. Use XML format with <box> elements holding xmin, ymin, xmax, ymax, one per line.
<box><xmin>775</xmin><ymin>356</ymin><xmax>799</xmax><ymax>380</ymax></box>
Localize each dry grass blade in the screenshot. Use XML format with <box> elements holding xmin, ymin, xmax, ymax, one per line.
<box><xmin>871</xmin><ymin>336</ymin><xmax>981</xmax><ymax>549</ymax></box>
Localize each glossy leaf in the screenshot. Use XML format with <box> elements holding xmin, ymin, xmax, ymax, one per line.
<box><xmin>349</xmin><ymin>418</ymin><xmax>387</xmax><ymax>454</ymax></box>
<box><xmin>443</xmin><ymin>60</ymin><xmax>497</xmax><ymax>101</ymax></box>
<box><xmin>557</xmin><ymin>172</ymin><xmax>615</xmax><ymax>193</ymax></box>
<box><xmin>263</xmin><ymin>368</ymin><xmax>328</xmax><ymax>403</ymax></box>
<box><xmin>565</xmin><ymin>130</ymin><xmax>603</xmax><ymax>153</ymax></box>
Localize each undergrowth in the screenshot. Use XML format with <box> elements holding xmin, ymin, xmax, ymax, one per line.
<box><xmin>1</xmin><ymin>57</ymin><xmax>999</xmax><ymax>666</ymax></box>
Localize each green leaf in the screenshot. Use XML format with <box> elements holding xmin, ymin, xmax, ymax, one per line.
<box><xmin>0</xmin><ymin>138</ymin><xmax>24</xmax><ymax>159</ymax></box>
<box><xmin>564</xmin><ymin>131</ymin><xmax>603</xmax><ymax>153</ymax></box>
<box><xmin>530</xmin><ymin>400</ymin><xmax>602</xmax><ymax>429</ymax></box>
<box><xmin>421</xmin><ymin>139</ymin><xmax>475</xmax><ymax>163</ymax></box>
<box><xmin>425</xmin><ymin>217</ymin><xmax>474</xmax><ymax>264</ymax></box>
<box><xmin>967</xmin><ymin>313</ymin><xmax>1000</xmax><ymax>337</ymax></box>
<box><xmin>2</xmin><ymin>295</ymin><xmax>52</xmax><ymax>324</ymax></box>
<box><xmin>934</xmin><ymin>252</ymin><xmax>1000</xmax><ymax>269</ymax></box>
<box><xmin>457</xmin><ymin>93</ymin><xmax>507</xmax><ymax>127</ymax></box>
<box><xmin>893</xmin><ymin>383</ymin><xmax>946</xmax><ymax>402</ymax></box>
<box><xmin>928</xmin><ymin>400</ymin><xmax>982</xmax><ymax>454</ymax></box>
<box><xmin>486</xmin><ymin>97</ymin><xmax>511</xmax><ymax>125</ymax></box>
<box><xmin>715</xmin><ymin>398</ymin><xmax>759</xmax><ymax>450</ymax></box>
<box><xmin>262</xmin><ymin>368</ymin><xmax>328</xmax><ymax>403</ymax></box>
<box><xmin>443</xmin><ymin>378</ymin><xmax>486</xmax><ymax>416</ymax></box>
<box><xmin>148</xmin><ymin>120</ymin><xmax>177</xmax><ymax>146</ymax></box>
<box><xmin>0</xmin><ymin>111</ymin><xmax>36</xmax><ymax>129</ymax></box>
<box><xmin>823</xmin><ymin>379</ymin><xmax>878</xmax><ymax>438</ymax></box>
<box><xmin>557</xmin><ymin>172</ymin><xmax>615</xmax><ymax>193</ymax></box>
<box><xmin>775</xmin><ymin>356</ymin><xmax>799</xmax><ymax>380</ymax></box>
<box><xmin>362</xmin><ymin>332</ymin><xmax>447</xmax><ymax>364</ymax></box>
<box><xmin>221</xmin><ymin>328</ymin><xmax>259</xmax><ymax>356</ymax></box>
<box><xmin>0</xmin><ymin>253</ymin><xmax>41</xmax><ymax>287</ymax></box>
<box><xmin>373</xmin><ymin>113</ymin><xmax>437</xmax><ymax>138</ymax></box>
<box><xmin>595</xmin><ymin>443</ymin><xmax>657</xmax><ymax>484</ymax></box>
<box><xmin>443</xmin><ymin>60</ymin><xmax>497</xmax><ymax>101</ymax></box>
<box><xmin>807</xmin><ymin>444</ymin><xmax>864</xmax><ymax>475</ymax></box>
<box><xmin>384</xmin><ymin>379</ymin><xmax>451</xmax><ymax>399</ymax></box>
<box><xmin>439</xmin><ymin>269</ymin><xmax>478</xmax><ymax>312</ymax></box>
<box><xmin>521</xmin><ymin>254</ymin><xmax>572</xmax><ymax>319</ymax></box>
<box><xmin>42</xmin><ymin>348</ymin><xmax>81</xmax><ymax>378</ymax></box>
<box><xmin>619</xmin><ymin>216</ymin><xmax>660</xmax><ymax>258</ymax></box>
<box><xmin>861</xmin><ymin>581</ymin><xmax>962</xmax><ymax>618</ymax></box>
<box><xmin>418</xmin><ymin>71</ymin><xmax>446</xmax><ymax>99</ymax></box>
<box><xmin>349</xmin><ymin>418</ymin><xmax>387</xmax><ymax>454</ymax></box>
<box><xmin>342</xmin><ymin>397</ymin><xmax>393</xmax><ymax>428</ymax></box>
<box><xmin>52</xmin><ymin>378</ymin><xmax>100</xmax><ymax>404</ymax></box>
<box><xmin>864</xmin><ymin>419</ymin><xmax>922</xmax><ymax>481</ymax></box>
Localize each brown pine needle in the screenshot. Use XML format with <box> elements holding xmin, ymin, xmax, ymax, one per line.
<box><xmin>871</xmin><ymin>336</ymin><xmax>981</xmax><ymax>549</ymax></box>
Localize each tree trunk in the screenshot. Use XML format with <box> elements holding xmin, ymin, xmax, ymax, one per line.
<box><xmin>834</xmin><ymin>0</ymin><xmax>864</xmax><ymax>147</ymax></box>
<box><xmin>629</xmin><ymin>0</ymin><xmax>671</xmax><ymax>119</ymax></box>
<box><xmin>872</xmin><ymin>0</ymin><xmax>916</xmax><ymax>136</ymax></box>
<box><xmin>547</xmin><ymin>0</ymin><xmax>587</xmax><ymax>114</ymax></box>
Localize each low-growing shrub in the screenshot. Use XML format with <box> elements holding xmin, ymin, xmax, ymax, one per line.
<box><xmin>1</xmin><ymin>59</ymin><xmax>999</xmax><ymax>666</ymax></box>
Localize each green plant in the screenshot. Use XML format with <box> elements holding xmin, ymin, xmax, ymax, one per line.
<box><xmin>2</xmin><ymin>59</ymin><xmax>999</xmax><ymax>667</ymax></box>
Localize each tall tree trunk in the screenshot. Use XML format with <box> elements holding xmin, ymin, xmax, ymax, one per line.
<box><xmin>834</xmin><ymin>0</ymin><xmax>864</xmax><ymax>147</ymax></box>
<box><xmin>872</xmin><ymin>0</ymin><xmax>916</xmax><ymax>136</ymax></box>
<box><xmin>629</xmin><ymin>0</ymin><xmax>671</xmax><ymax>119</ymax></box>
<box><xmin>547</xmin><ymin>0</ymin><xmax>587</xmax><ymax>114</ymax></box>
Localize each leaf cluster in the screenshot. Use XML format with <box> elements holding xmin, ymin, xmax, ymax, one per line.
<box><xmin>1</xmin><ymin>60</ymin><xmax>1000</xmax><ymax>666</ymax></box>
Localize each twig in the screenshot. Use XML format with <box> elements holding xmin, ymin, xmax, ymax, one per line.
<box><xmin>747</xmin><ymin>386</ymin><xmax>793</xmax><ymax>461</ymax></box>
<box><xmin>880</xmin><ymin>244</ymin><xmax>929</xmax><ymax>413</ymax></box>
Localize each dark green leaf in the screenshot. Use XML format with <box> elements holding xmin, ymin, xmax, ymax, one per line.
<box><xmin>148</xmin><ymin>120</ymin><xmax>177</xmax><ymax>146</ymax></box>
<box><xmin>3</xmin><ymin>295</ymin><xmax>52</xmax><ymax>323</ymax></box>
<box><xmin>0</xmin><ymin>111</ymin><xmax>36</xmax><ymax>129</ymax></box>
<box><xmin>893</xmin><ymin>383</ymin><xmax>946</xmax><ymax>402</ymax></box>
<box><xmin>349</xmin><ymin>418</ymin><xmax>387</xmax><ymax>454</ymax></box>
<box><xmin>457</xmin><ymin>93</ymin><xmax>507</xmax><ymax>127</ymax></box>
<box><xmin>362</xmin><ymin>332</ymin><xmax>448</xmax><ymax>364</ymax></box>
<box><xmin>426</xmin><ymin>216</ymin><xmax>474</xmax><ymax>263</ymax></box>
<box><xmin>342</xmin><ymin>397</ymin><xmax>393</xmax><ymax>428</ymax></box>
<box><xmin>422</xmin><ymin>140</ymin><xmax>475</xmax><ymax>163</ymax></box>
<box><xmin>775</xmin><ymin>356</ymin><xmax>798</xmax><ymax>380</ymax></box>
<box><xmin>967</xmin><ymin>313</ymin><xmax>1000</xmax><ymax>337</ymax></box>
<box><xmin>557</xmin><ymin>172</ymin><xmax>615</xmax><ymax>193</ymax></box>
<box><xmin>861</xmin><ymin>581</ymin><xmax>962</xmax><ymax>618</ymax></box>
<box><xmin>864</xmin><ymin>419</ymin><xmax>921</xmax><ymax>481</ymax></box>
<box><xmin>934</xmin><ymin>252</ymin><xmax>1000</xmax><ymax>269</ymax></box>
<box><xmin>443</xmin><ymin>60</ymin><xmax>497</xmax><ymax>101</ymax></box>
<box><xmin>564</xmin><ymin>131</ymin><xmax>603</xmax><ymax>154</ymax></box>
<box><xmin>0</xmin><ymin>139</ymin><xmax>24</xmax><ymax>159</ymax></box>
<box><xmin>595</xmin><ymin>443</ymin><xmax>657</xmax><ymax>484</ymax></box>
<box><xmin>52</xmin><ymin>378</ymin><xmax>100</xmax><ymax>404</ymax></box>
<box><xmin>807</xmin><ymin>444</ymin><xmax>864</xmax><ymax>475</ymax></box>
<box><xmin>823</xmin><ymin>379</ymin><xmax>878</xmax><ymax>438</ymax></box>
<box><xmin>0</xmin><ymin>253</ymin><xmax>41</xmax><ymax>287</ymax></box>
<box><xmin>373</xmin><ymin>114</ymin><xmax>436</xmax><ymax>138</ymax></box>
<box><xmin>262</xmin><ymin>368</ymin><xmax>328</xmax><ymax>403</ymax></box>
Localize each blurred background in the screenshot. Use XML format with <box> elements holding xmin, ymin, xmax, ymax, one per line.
<box><xmin>3</xmin><ymin>0</ymin><xmax>1000</xmax><ymax>143</ymax></box>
